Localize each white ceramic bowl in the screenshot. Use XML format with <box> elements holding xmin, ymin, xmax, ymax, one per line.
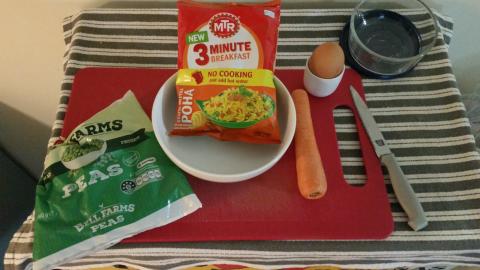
<box><xmin>152</xmin><ymin>73</ymin><xmax>296</xmax><ymax>183</ymax></box>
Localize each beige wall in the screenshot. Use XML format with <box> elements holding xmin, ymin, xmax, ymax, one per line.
<box><xmin>1</xmin><ymin>0</ymin><xmax>104</xmax><ymax>127</ymax></box>
<box><xmin>428</xmin><ymin>0</ymin><xmax>480</xmax><ymax>94</ymax></box>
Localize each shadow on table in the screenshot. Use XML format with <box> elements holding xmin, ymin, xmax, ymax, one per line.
<box><xmin>0</xmin><ymin>102</ymin><xmax>51</xmax><ymax>178</ymax></box>
<box><xmin>0</xmin><ymin>150</ymin><xmax>35</xmax><ymax>270</ymax></box>
<box><xmin>0</xmin><ymin>102</ymin><xmax>49</xmax><ymax>270</ymax></box>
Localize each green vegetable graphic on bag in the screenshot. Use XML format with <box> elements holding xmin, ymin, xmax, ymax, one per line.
<box><xmin>60</xmin><ymin>138</ymin><xmax>106</xmax><ymax>169</ymax></box>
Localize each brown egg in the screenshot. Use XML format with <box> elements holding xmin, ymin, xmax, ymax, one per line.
<box><xmin>308</xmin><ymin>42</ymin><xmax>345</xmax><ymax>79</ymax></box>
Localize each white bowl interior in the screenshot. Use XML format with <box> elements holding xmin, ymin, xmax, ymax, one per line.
<box><xmin>152</xmin><ymin>73</ymin><xmax>296</xmax><ymax>182</ymax></box>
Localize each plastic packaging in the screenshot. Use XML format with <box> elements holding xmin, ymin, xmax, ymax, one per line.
<box><xmin>173</xmin><ymin>0</ymin><xmax>282</xmax><ymax>143</ymax></box>
<box><xmin>33</xmin><ymin>91</ymin><xmax>201</xmax><ymax>270</ymax></box>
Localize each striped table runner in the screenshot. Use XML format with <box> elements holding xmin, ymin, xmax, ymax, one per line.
<box><xmin>5</xmin><ymin>5</ymin><xmax>480</xmax><ymax>270</ymax></box>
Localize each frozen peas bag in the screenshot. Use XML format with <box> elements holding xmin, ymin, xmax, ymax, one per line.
<box><xmin>33</xmin><ymin>91</ymin><xmax>201</xmax><ymax>270</ymax></box>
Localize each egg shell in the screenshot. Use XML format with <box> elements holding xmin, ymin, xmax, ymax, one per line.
<box><xmin>308</xmin><ymin>42</ymin><xmax>345</xmax><ymax>79</ymax></box>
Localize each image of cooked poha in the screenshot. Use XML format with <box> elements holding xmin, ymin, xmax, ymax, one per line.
<box><xmin>202</xmin><ymin>86</ymin><xmax>274</xmax><ymax>123</ymax></box>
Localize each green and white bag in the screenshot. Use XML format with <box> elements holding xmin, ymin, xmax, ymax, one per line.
<box><xmin>33</xmin><ymin>91</ymin><xmax>202</xmax><ymax>270</ymax></box>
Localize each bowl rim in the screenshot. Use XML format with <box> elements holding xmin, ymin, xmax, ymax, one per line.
<box><xmin>349</xmin><ymin>0</ymin><xmax>439</xmax><ymax>63</ymax></box>
<box><xmin>151</xmin><ymin>73</ymin><xmax>296</xmax><ymax>183</ymax></box>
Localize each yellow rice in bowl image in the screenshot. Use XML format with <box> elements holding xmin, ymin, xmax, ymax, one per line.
<box><xmin>195</xmin><ymin>86</ymin><xmax>275</xmax><ymax>129</ymax></box>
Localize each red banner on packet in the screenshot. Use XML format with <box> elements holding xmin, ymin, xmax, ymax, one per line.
<box><xmin>177</xmin><ymin>0</ymin><xmax>281</xmax><ymax>71</ymax></box>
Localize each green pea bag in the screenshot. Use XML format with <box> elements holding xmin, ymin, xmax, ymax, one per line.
<box><xmin>33</xmin><ymin>91</ymin><xmax>202</xmax><ymax>270</ymax></box>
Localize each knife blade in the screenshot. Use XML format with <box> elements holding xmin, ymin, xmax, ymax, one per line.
<box><xmin>350</xmin><ymin>86</ymin><xmax>428</xmax><ymax>231</ymax></box>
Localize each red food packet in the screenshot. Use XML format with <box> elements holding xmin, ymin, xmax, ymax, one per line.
<box><xmin>172</xmin><ymin>0</ymin><xmax>282</xmax><ymax>144</ymax></box>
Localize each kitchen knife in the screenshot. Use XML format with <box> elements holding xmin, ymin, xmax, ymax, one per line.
<box><xmin>350</xmin><ymin>86</ymin><xmax>428</xmax><ymax>231</ymax></box>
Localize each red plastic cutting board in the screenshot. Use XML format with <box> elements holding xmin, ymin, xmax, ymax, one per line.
<box><xmin>63</xmin><ymin>67</ymin><xmax>393</xmax><ymax>241</ymax></box>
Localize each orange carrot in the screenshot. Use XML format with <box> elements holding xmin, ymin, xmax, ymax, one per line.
<box><xmin>292</xmin><ymin>89</ymin><xmax>327</xmax><ymax>199</ymax></box>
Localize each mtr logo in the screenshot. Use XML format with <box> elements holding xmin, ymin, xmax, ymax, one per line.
<box><xmin>209</xmin><ymin>13</ymin><xmax>240</xmax><ymax>38</ymax></box>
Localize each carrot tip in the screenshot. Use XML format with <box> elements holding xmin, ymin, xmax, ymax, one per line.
<box><xmin>301</xmin><ymin>190</ymin><xmax>327</xmax><ymax>200</ymax></box>
<box><xmin>308</xmin><ymin>192</ymin><xmax>322</xmax><ymax>199</ymax></box>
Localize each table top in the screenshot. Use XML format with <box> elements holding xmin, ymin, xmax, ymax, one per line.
<box><xmin>5</xmin><ymin>5</ymin><xmax>480</xmax><ymax>270</ymax></box>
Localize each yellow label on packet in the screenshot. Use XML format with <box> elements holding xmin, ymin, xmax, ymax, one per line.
<box><xmin>172</xmin><ymin>68</ymin><xmax>281</xmax><ymax>144</ymax></box>
<box><xmin>176</xmin><ymin>68</ymin><xmax>274</xmax><ymax>88</ymax></box>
